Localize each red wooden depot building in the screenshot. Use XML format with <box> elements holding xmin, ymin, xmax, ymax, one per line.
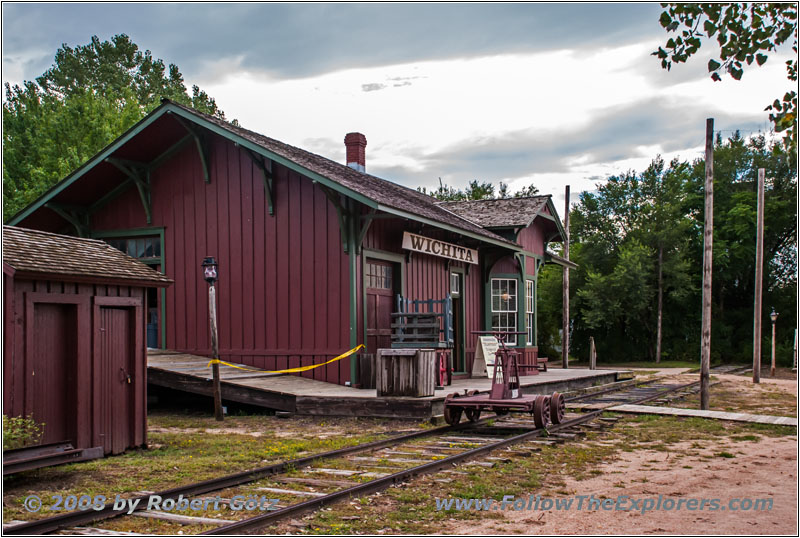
<box><xmin>3</xmin><ymin>226</ymin><xmax>172</xmax><ymax>461</ymax></box>
<box><xmin>9</xmin><ymin>99</ymin><xmax>571</xmax><ymax>388</ymax></box>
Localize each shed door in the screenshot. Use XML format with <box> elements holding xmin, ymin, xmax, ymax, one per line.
<box><xmin>365</xmin><ymin>260</ymin><xmax>396</xmax><ymax>353</ymax></box>
<box><xmin>31</xmin><ymin>304</ymin><xmax>78</xmax><ymax>445</ymax></box>
<box><xmin>98</xmin><ymin>307</ymin><xmax>135</xmax><ymax>454</ymax></box>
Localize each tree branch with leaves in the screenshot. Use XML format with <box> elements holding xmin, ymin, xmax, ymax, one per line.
<box><xmin>654</xmin><ymin>3</ymin><xmax>797</xmax><ymax>150</ymax></box>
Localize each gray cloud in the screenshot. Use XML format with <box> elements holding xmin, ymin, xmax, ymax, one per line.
<box><xmin>2</xmin><ymin>3</ymin><xmax>663</xmax><ymax>84</ymax></box>
<box><xmin>369</xmin><ymin>99</ymin><xmax>768</xmax><ymax>191</ymax></box>
<box><xmin>361</xmin><ymin>83</ymin><xmax>387</xmax><ymax>92</ymax></box>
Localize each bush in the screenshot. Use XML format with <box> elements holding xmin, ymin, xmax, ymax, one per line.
<box><xmin>3</xmin><ymin>414</ymin><xmax>44</xmax><ymax>450</ymax></box>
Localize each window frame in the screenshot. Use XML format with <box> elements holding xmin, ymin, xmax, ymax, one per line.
<box><xmin>526</xmin><ymin>279</ymin><xmax>535</xmax><ymax>345</ymax></box>
<box><xmin>490</xmin><ymin>277</ymin><xmax>518</xmax><ymax>345</ymax></box>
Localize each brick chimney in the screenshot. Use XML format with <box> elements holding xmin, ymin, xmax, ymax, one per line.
<box><xmin>344</xmin><ymin>132</ymin><xmax>367</xmax><ymax>173</ymax></box>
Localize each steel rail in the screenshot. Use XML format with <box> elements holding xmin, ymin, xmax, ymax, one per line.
<box><xmin>9</xmin><ymin>378</ymin><xmax>700</xmax><ymax>535</ymax></box>
<box><xmin>3</xmin><ymin>418</ymin><xmax>492</xmax><ymax>535</ymax></box>
<box><xmin>202</xmin><ymin>379</ymin><xmax>702</xmax><ymax>535</ymax></box>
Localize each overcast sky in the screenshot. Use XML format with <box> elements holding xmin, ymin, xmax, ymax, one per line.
<box><xmin>2</xmin><ymin>3</ymin><xmax>793</xmax><ymax>209</ymax></box>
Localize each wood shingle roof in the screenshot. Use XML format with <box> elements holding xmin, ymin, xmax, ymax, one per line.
<box><xmin>166</xmin><ymin>101</ymin><xmax>517</xmax><ymax>247</ymax></box>
<box><xmin>3</xmin><ymin>226</ymin><xmax>173</xmax><ymax>285</ymax></box>
<box><xmin>437</xmin><ymin>196</ymin><xmax>551</xmax><ymax>228</ymax></box>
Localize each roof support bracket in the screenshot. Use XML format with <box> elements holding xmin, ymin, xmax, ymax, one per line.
<box><xmin>45</xmin><ymin>203</ymin><xmax>90</xmax><ymax>237</ymax></box>
<box><xmin>356</xmin><ymin>208</ymin><xmax>376</xmax><ymax>254</ymax></box>
<box><xmin>173</xmin><ymin>115</ymin><xmax>210</xmax><ymax>183</ymax></box>
<box><xmin>106</xmin><ymin>158</ymin><xmax>152</xmax><ymax>224</ymax></box>
<box><xmin>320</xmin><ymin>185</ymin><xmax>351</xmax><ymax>253</ymax></box>
<box><xmin>244</xmin><ymin>149</ymin><xmax>275</xmax><ymax>216</ymax></box>
<box><xmin>514</xmin><ymin>252</ymin><xmax>526</xmax><ymax>280</ymax></box>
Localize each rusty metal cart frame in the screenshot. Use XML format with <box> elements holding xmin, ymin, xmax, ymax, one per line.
<box><xmin>443</xmin><ymin>330</ymin><xmax>565</xmax><ymax>428</ymax></box>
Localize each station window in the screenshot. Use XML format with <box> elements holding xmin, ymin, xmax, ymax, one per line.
<box><xmin>526</xmin><ymin>280</ymin><xmax>535</xmax><ymax>345</ymax></box>
<box><xmin>491</xmin><ymin>278</ymin><xmax>517</xmax><ymax>345</ymax></box>
<box><xmin>105</xmin><ymin>236</ymin><xmax>161</xmax><ymax>264</ymax></box>
<box><xmin>365</xmin><ymin>262</ymin><xmax>392</xmax><ymax>290</ymax></box>
<box><xmin>450</xmin><ymin>272</ymin><xmax>460</xmax><ymax>295</ymax></box>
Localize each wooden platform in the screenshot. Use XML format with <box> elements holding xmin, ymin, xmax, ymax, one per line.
<box><xmin>610</xmin><ymin>404</ymin><xmax>798</xmax><ymax>426</ymax></box>
<box><xmin>147</xmin><ymin>350</ymin><xmax>628</xmax><ymax>419</ymax></box>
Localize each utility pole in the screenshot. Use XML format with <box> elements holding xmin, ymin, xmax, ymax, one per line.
<box><xmin>753</xmin><ymin>168</ymin><xmax>765</xmax><ymax>384</ymax></box>
<box><xmin>700</xmin><ymin>119</ymin><xmax>714</xmax><ymax>411</ymax></box>
<box><xmin>562</xmin><ymin>185</ymin><xmax>570</xmax><ymax>369</ymax></box>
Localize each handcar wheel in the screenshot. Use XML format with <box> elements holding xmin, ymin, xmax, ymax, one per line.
<box><xmin>533</xmin><ymin>395</ymin><xmax>551</xmax><ymax>429</ymax></box>
<box><xmin>465</xmin><ymin>408</ymin><xmax>481</xmax><ymax>422</ymax></box>
<box><xmin>444</xmin><ymin>406</ymin><xmax>463</xmax><ymax>425</ymax></box>
<box><xmin>549</xmin><ymin>392</ymin><xmax>566</xmax><ymax>424</ymax></box>
<box><xmin>491</xmin><ymin>406</ymin><xmax>509</xmax><ymax>416</ymax></box>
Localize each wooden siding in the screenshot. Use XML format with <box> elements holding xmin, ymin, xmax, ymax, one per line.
<box><xmin>361</xmin><ymin>219</ymin><xmax>483</xmax><ymax>372</ymax></box>
<box><xmin>3</xmin><ymin>276</ymin><xmax>146</xmax><ymax>454</ymax></box>
<box><xmin>517</xmin><ymin>223</ymin><xmax>546</xmax><ymax>256</ymax></box>
<box><xmin>90</xmin><ymin>137</ymin><xmax>351</xmax><ymax>384</ymax></box>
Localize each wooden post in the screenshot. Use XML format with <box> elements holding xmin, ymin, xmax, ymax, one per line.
<box><xmin>562</xmin><ymin>185</ymin><xmax>570</xmax><ymax>369</ymax></box>
<box><xmin>700</xmin><ymin>118</ymin><xmax>714</xmax><ymax>410</ymax></box>
<box><xmin>656</xmin><ymin>244</ymin><xmax>663</xmax><ymax>363</ymax></box>
<box><xmin>753</xmin><ymin>168</ymin><xmax>765</xmax><ymax>384</ymax></box>
<box><xmin>209</xmin><ymin>284</ymin><xmax>224</xmax><ymax>421</ymax></box>
<box><xmin>771</xmin><ymin>315</ymin><xmax>777</xmax><ymax>377</ymax></box>
<box><xmin>589</xmin><ymin>336</ymin><xmax>596</xmax><ymax>370</ymax></box>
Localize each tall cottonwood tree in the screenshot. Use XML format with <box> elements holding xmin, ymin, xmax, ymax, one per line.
<box><xmin>3</xmin><ymin>34</ymin><xmax>226</xmax><ymax>219</ymax></box>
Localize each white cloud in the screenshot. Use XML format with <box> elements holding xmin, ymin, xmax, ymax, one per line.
<box><xmin>179</xmin><ymin>39</ymin><xmax>797</xmax><ymax>197</ymax></box>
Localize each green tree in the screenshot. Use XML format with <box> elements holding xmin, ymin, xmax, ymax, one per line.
<box><xmin>654</xmin><ymin>3</ymin><xmax>798</xmax><ymax>149</ymax></box>
<box><xmin>514</xmin><ymin>183</ymin><xmax>540</xmax><ymax>197</ymax></box>
<box><xmin>419</xmin><ymin>178</ymin><xmax>496</xmax><ymax>201</ymax></box>
<box><xmin>3</xmin><ymin>34</ymin><xmax>226</xmax><ymax>219</ymax></box>
<box><xmin>568</xmin><ymin>157</ymin><xmax>694</xmax><ymax>362</ymax></box>
<box><xmin>553</xmin><ymin>134</ymin><xmax>796</xmax><ymax>365</ymax></box>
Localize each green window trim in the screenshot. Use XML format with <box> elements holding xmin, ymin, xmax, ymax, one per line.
<box><xmin>92</xmin><ymin>227</ymin><xmax>167</xmax><ymax>349</ymax></box>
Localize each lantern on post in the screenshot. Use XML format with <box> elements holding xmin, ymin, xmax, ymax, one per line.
<box><xmin>202</xmin><ymin>256</ymin><xmax>224</xmax><ymax>421</ymax></box>
<box><xmin>202</xmin><ymin>256</ymin><xmax>218</xmax><ymax>284</ymax></box>
<box><xmin>770</xmin><ymin>308</ymin><xmax>779</xmax><ymax>377</ymax></box>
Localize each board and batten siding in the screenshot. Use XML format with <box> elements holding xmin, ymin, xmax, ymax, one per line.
<box><xmin>361</xmin><ymin>218</ymin><xmax>483</xmax><ymax>372</ymax></box>
<box><xmin>3</xmin><ymin>277</ymin><xmax>147</xmax><ymax>453</ymax></box>
<box><xmin>91</xmin><ymin>136</ymin><xmax>351</xmax><ymax>384</ymax></box>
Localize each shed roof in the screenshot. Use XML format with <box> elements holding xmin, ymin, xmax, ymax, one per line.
<box><xmin>3</xmin><ymin>226</ymin><xmax>173</xmax><ymax>286</ymax></box>
<box><xmin>437</xmin><ymin>196</ymin><xmax>551</xmax><ymax>228</ymax></box>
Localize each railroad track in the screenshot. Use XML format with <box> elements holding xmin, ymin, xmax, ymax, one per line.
<box><xmin>6</xmin><ymin>377</ymin><xmax>705</xmax><ymax>536</ymax></box>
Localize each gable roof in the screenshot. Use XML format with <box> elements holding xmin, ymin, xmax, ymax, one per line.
<box><xmin>164</xmin><ymin>101</ymin><xmax>515</xmax><ymax>247</ymax></box>
<box><xmin>9</xmin><ymin>99</ymin><xmax>517</xmax><ymax>250</ymax></box>
<box><xmin>3</xmin><ymin>226</ymin><xmax>173</xmax><ymax>286</ymax></box>
<box><xmin>437</xmin><ymin>196</ymin><xmax>551</xmax><ymax>228</ymax></box>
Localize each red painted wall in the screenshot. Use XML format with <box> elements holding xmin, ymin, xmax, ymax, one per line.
<box><xmin>361</xmin><ymin>219</ymin><xmax>483</xmax><ymax>372</ymax></box>
<box><xmin>3</xmin><ymin>276</ymin><xmax>147</xmax><ymax>454</ymax></box>
<box><xmin>91</xmin><ymin>137</ymin><xmax>352</xmax><ymax>383</ymax></box>
<box><xmin>518</xmin><ymin>223</ymin><xmax>546</xmax><ymax>256</ymax></box>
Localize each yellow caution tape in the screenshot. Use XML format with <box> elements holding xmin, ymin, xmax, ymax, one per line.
<box><xmin>207</xmin><ymin>344</ymin><xmax>365</xmax><ymax>374</ymax></box>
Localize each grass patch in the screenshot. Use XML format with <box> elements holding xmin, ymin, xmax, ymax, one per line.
<box><xmin>2</xmin><ymin>412</ymin><xmax>391</xmax><ymax>524</ymax></box>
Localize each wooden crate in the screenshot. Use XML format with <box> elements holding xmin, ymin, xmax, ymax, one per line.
<box><xmin>376</xmin><ymin>349</ymin><xmax>436</xmax><ymax>397</ymax></box>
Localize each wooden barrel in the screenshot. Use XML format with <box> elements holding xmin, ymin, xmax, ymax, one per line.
<box><xmin>376</xmin><ymin>349</ymin><xmax>436</xmax><ymax>397</ymax></box>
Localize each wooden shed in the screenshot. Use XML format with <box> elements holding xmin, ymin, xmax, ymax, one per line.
<box><xmin>3</xmin><ymin>226</ymin><xmax>172</xmax><ymax>459</ymax></box>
